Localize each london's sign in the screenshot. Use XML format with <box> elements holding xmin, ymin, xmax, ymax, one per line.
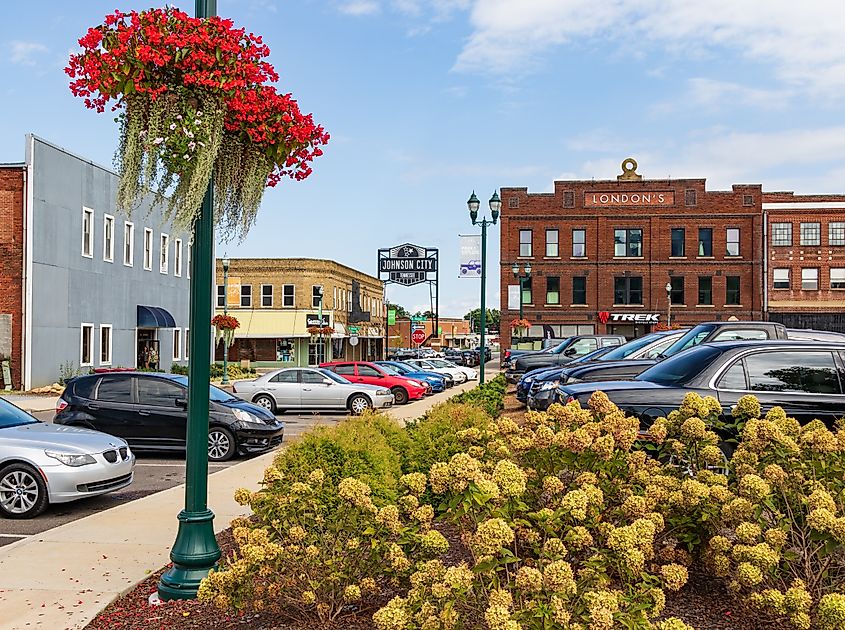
<box><xmin>584</xmin><ymin>191</ymin><xmax>675</xmax><ymax>207</ymax></box>
<box><xmin>598</xmin><ymin>312</ymin><xmax>660</xmax><ymax>324</ymax></box>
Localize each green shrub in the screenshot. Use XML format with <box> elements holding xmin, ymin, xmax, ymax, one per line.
<box><xmin>448</xmin><ymin>374</ymin><xmax>506</xmax><ymax>417</ymax></box>
<box><xmin>170</xmin><ymin>363</ymin><xmax>256</xmax><ymax>380</ymax></box>
<box><xmin>273</xmin><ymin>412</ymin><xmax>406</xmax><ymax>506</ymax></box>
<box><xmin>404</xmin><ymin>402</ymin><xmax>492</xmax><ymax>474</ymax></box>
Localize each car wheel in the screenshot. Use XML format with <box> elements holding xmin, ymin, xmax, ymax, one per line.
<box><xmin>208</xmin><ymin>427</ymin><xmax>236</xmax><ymax>462</ymax></box>
<box><xmin>0</xmin><ymin>463</ymin><xmax>49</xmax><ymax>519</ymax></box>
<box><xmin>349</xmin><ymin>395</ymin><xmax>371</xmax><ymax>416</ymax></box>
<box><xmin>391</xmin><ymin>387</ymin><xmax>409</xmax><ymax>405</ymax></box>
<box><xmin>253</xmin><ymin>394</ymin><xmax>276</xmax><ymax>414</ymax></box>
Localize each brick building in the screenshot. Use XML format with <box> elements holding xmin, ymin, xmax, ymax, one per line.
<box><xmin>499</xmin><ymin>159</ymin><xmax>767</xmax><ymax>348</ymax></box>
<box><xmin>0</xmin><ymin>165</ymin><xmax>25</xmax><ymax>389</ymax></box>
<box><xmin>388</xmin><ymin>317</ymin><xmax>473</xmax><ymax>350</ymax></box>
<box><xmin>214</xmin><ymin>258</ymin><xmax>385</xmax><ymax>367</ymax></box>
<box><xmin>763</xmin><ymin>193</ymin><xmax>845</xmax><ymax>331</ymax></box>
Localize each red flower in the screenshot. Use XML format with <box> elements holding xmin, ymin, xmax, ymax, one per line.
<box><xmin>211</xmin><ymin>314</ymin><xmax>240</xmax><ymax>330</ymax></box>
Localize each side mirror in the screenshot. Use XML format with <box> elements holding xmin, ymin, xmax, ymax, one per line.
<box><xmin>175</xmin><ymin>397</ymin><xmax>188</xmax><ymax>408</ymax></box>
<box><xmin>322</xmin><ymin>379</ymin><xmax>333</xmax><ymax>386</ymax></box>
<box><xmin>564</xmin><ymin>348</ymin><xmax>577</xmax><ymax>357</ymax></box>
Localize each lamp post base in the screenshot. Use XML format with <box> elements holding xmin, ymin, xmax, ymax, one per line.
<box><xmin>157</xmin><ymin>509</ymin><xmax>221</xmax><ymax>600</ymax></box>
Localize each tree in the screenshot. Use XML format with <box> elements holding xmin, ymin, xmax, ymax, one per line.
<box><xmin>464</xmin><ymin>308</ymin><xmax>500</xmax><ymax>333</ymax></box>
<box><xmin>413</xmin><ymin>310</ymin><xmax>436</xmax><ymax>319</ymax></box>
<box><xmin>388</xmin><ymin>304</ymin><xmax>410</xmax><ymax>318</ymax></box>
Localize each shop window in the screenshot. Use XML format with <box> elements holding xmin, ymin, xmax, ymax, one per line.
<box><xmin>614</xmin><ymin>276</ymin><xmax>642</xmax><ymax>305</ymax></box>
<box><xmin>698</xmin><ymin>276</ymin><xmax>713</xmax><ymax>305</ymax></box>
<box><xmin>773</xmin><ymin>268</ymin><xmax>790</xmax><ymax>289</ymax></box>
<box><xmin>614</xmin><ymin>228</ymin><xmax>642</xmax><ymax>257</ymax></box>
<box><xmin>771</xmin><ymin>223</ymin><xmax>792</xmax><ymax>246</ymax></box>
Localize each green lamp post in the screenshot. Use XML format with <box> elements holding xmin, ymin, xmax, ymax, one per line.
<box><xmin>221</xmin><ymin>256</ymin><xmax>230</xmax><ymax>385</ymax></box>
<box><xmin>157</xmin><ymin>0</ymin><xmax>222</xmax><ymax>601</ymax></box>
<box><xmin>467</xmin><ymin>190</ymin><xmax>500</xmax><ymax>385</ymax></box>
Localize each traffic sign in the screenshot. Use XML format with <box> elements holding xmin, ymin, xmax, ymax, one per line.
<box><xmin>348</xmin><ymin>326</ymin><xmax>359</xmax><ymax>334</ymax></box>
<box><xmin>411</xmin><ymin>329</ymin><xmax>426</xmax><ymax>345</ymax></box>
<box><xmin>349</xmin><ymin>335</ymin><xmax>359</xmax><ymax>346</ymax></box>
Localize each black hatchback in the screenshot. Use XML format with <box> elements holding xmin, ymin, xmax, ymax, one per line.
<box><xmin>54</xmin><ymin>372</ymin><xmax>284</xmax><ymax>461</ymax></box>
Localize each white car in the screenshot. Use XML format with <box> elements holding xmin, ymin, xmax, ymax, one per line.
<box><xmin>405</xmin><ymin>358</ymin><xmax>475</xmax><ymax>383</ymax></box>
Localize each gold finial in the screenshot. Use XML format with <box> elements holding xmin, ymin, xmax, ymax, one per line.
<box><xmin>618</xmin><ymin>157</ymin><xmax>642</xmax><ymax>181</ymax></box>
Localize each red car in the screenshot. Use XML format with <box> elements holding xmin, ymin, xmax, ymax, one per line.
<box><xmin>320</xmin><ymin>361</ymin><xmax>429</xmax><ymax>405</ymax></box>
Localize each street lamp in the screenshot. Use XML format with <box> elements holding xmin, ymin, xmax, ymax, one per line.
<box><xmin>665</xmin><ymin>281</ymin><xmax>673</xmax><ymax>327</ymax></box>
<box><xmin>467</xmin><ymin>190</ymin><xmax>500</xmax><ymax>384</ymax></box>
<box><xmin>511</xmin><ymin>262</ymin><xmax>532</xmax><ymax>320</ymax></box>
<box><xmin>221</xmin><ymin>257</ymin><xmax>230</xmax><ymax>385</ymax></box>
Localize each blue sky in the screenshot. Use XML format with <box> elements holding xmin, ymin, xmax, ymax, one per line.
<box><xmin>2</xmin><ymin>1</ymin><xmax>845</xmax><ymax>318</ymax></box>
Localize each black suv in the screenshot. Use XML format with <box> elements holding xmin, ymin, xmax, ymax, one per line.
<box><xmin>506</xmin><ymin>335</ymin><xmax>627</xmax><ymax>381</ymax></box>
<box><xmin>55</xmin><ymin>372</ymin><xmax>284</xmax><ymax>461</ymax></box>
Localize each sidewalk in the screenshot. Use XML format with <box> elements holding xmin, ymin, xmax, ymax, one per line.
<box><xmin>1</xmin><ymin>393</ymin><xmax>59</xmax><ymax>413</ymax></box>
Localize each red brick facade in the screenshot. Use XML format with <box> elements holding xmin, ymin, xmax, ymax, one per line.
<box><xmin>499</xmin><ymin>171</ymin><xmax>766</xmax><ymax>347</ymax></box>
<box><xmin>0</xmin><ymin>167</ymin><xmax>25</xmax><ymax>389</ymax></box>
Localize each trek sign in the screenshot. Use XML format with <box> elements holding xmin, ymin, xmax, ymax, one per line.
<box><xmin>598</xmin><ymin>312</ymin><xmax>660</xmax><ymax>324</ymax></box>
<box><xmin>378</xmin><ymin>244</ymin><xmax>438</xmax><ymax>287</ymax></box>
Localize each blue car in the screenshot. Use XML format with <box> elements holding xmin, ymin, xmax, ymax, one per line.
<box><xmin>376</xmin><ymin>361</ymin><xmax>449</xmax><ymax>392</ymax></box>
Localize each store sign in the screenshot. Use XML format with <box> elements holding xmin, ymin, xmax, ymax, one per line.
<box><xmin>584</xmin><ymin>191</ymin><xmax>674</xmax><ymax>207</ymax></box>
<box><xmin>598</xmin><ymin>312</ymin><xmax>660</xmax><ymax>324</ymax></box>
<box><xmin>306</xmin><ymin>313</ymin><xmax>331</xmax><ymax>327</ymax></box>
<box><xmin>378</xmin><ymin>244</ymin><xmax>438</xmax><ymax>286</ymax></box>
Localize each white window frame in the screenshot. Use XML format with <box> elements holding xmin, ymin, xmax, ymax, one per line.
<box><xmin>123</xmin><ymin>221</ymin><xmax>134</xmax><ymax>267</ymax></box>
<box><xmin>216</xmin><ymin>285</ymin><xmax>226</xmax><ymax>307</ymax></box>
<box><xmin>80</xmin><ymin>323</ymin><xmax>94</xmax><ymax>367</ymax></box>
<box><xmin>174</xmin><ymin>238</ymin><xmax>182</xmax><ymax>277</ymax></box>
<box><xmin>99</xmin><ymin>324</ymin><xmax>112</xmax><ymax>366</ymax></box>
<box><xmin>240</xmin><ymin>285</ymin><xmax>252</xmax><ymax>308</ymax></box>
<box><xmin>261</xmin><ymin>284</ymin><xmax>273</xmax><ymax>308</ymax></box>
<box><xmin>184</xmin><ymin>328</ymin><xmax>190</xmax><ymax>359</ymax></box>
<box><xmin>282</xmin><ymin>284</ymin><xmax>295</xmax><ymax>308</ymax></box>
<box><xmin>103</xmin><ymin>214</ymin><xmax>115</xmax><ymax>263</ymax></box>
<box><xmin>172</xmin><ymin>328</ymin><xmax>181</xmax><ymax>360</ymax></box>
<box><xmin>143</xmin><ymin>228</ymin><xmax>153</xmax><ymax>271</ymax></box>
<box><xmin>831</xmin><ymin>268</ymin><xmax>845</xmax><ymax>290</ymax></box>
<box><xmin>160</xmin><ymin>233</ymin><xmax>169</xmax><ymax>274</ymax></box>
<box><xmin>81</xmin><ymin>207</ymin><xmax>94</xmax><ymax>258</ymax></box>
<box><xmin>772</xmin><ymin>268</ymin><xmax>790</xmax><ymax>290</ymax></box>
<box><xmin>801</xmin><ymin>268</ymin><xmax>819</xmax><ymax>290</ymax></box>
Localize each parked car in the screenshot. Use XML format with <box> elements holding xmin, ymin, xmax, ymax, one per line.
<box><xmin>785</xmin><ymin>328</ymin><xmax>845</xmax><ymax>342</ymax></box>
<box><xmin>232</xmin><ymin>367</ymin><xmax>394</xmax><ymax>415</ymax></box>
<box><xmin>515</xmin><ymin>346</ymin><xmax>621</xmax><ymax>403</ymax></box>
<box><xmin>0</xmin><ymin>396</ymin><xmax>135</xmax><ymax>518</ymax></box>
<box><xmin>476</xmin><ymin>346</ymin><xmax>493</xmax><ymax>362</ymax></box>
<box><xmin>320</xmin><ymin>361</ymin><xmax>429</xmax><ymax>405</ymax></box>
<box><xmin>506</xmin><ymin>335</ymin><xmax>627</xmax><ymax>381</ymax></box>
<box><xmin>403</xmin><ymin>358</ymin><xmax>475</xmax><ymax>383</ymax></box>
<box><xmin>555</xmin><ymin>340</ymin><xmax>845</xmax><ymax>447</ymax></box>
<box><xmin>375</xmin><ymin>361</ymin><xmax>451</xmax><ymax>391</ymax></box>
<box><xmin>389</xmin><ymin>348</ymin><xmax>421</xmax><ymax>360</ymax></box>
<box><xmin>55</xmin><ymin>372</ymin><xmax>284</xmax><ymax>462</ymax></box>
<box><xmin>443</xmin><ymin>348</ymin><xmax>469</xmax><ymax>366</ymax></box>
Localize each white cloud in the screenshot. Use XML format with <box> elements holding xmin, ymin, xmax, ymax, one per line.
<box><xmin>653</xmin><ymin>78</ymin><xmax>792</xmax><ymax>114</ymax></box>
<box><xmin>453</xmin><ymin>1</ymin><xmax>845</xmax><ymax>98</ymax></box>
<box><xmin>339</xmin><ymin>0</ymin><xmax>380</xmax><ymax>16</ymax></box>
<box><xmin>8</xmin><ymin>40</ymin><xmax>48</xmax><ymax>66</ymax></box>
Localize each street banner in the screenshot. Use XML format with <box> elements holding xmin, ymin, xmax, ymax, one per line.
<box><xmin>387</xmin><ymin>308</ymin><xmax>396</xmax><ymax>326</ymax></box>
<box><xmin>459</xmin><ymin>235</ymin><xmax>481</xmax><ymax>278</ymax></box>
<box><xmin>507</xmin><ymin>285</ymin><xmax>520</xmax><ymax>310</ymax></box>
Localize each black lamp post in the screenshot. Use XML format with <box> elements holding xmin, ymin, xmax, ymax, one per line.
<box><xmin>467</xmin><ymin>190</ymin><xmax>500</xmax><ymax>385</ymax></box>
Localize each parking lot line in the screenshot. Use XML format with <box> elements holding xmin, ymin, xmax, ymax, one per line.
<box><xmin>134</xmin><ymin>462</ymin><xmax>233</xmax><ymax>467</ymax></box>
<box><xmin>0</xmin><ymin>534</ymin><xmax>29</xmax><ymax>539</ymax></box>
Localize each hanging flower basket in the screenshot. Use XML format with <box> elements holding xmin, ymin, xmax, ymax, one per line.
<box><xmin>510</xmin><ymin>318</ymin><xmax>532</xmax><ymax>337</ymax></box>
<box><xmin>307</xmin><ymin>325</ymin><xmax>334</xmax><ymax>339</ymax></box>
<box><xmin>211</xmin><ymin>314</ymin><xmax>240</xmax><ymax>348</ymax></box>
<box><xmin>66</xmin><ymin>8</ymin><xmax>329</xmax><ymax>239</ymax></box>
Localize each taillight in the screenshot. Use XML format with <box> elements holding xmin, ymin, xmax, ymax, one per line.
<box><xmin>56</xmin><ymin>399</ymin><xmax>68</xmax><ymax>414</ymax></box>
<box><xmin>566</xmin><ymin>395</ymin><xmax>576</xmax><ymax>404</ymax></box>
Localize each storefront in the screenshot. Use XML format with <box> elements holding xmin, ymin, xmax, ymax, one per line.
<box><xmin>600</xmin><ymin>312</ymin><xmax>661</xmax><ymax>340</ymax></box>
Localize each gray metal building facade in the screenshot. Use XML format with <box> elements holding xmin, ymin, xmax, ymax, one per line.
<box><xmin>23</xmin><ymin>135</ymin><xmax>192</xmax><ymax>388</ymax></box>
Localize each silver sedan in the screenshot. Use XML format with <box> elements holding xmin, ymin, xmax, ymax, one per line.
<box><xmin>0</xmin><ymin>396</ymin><xmax>135</xmax><ymax>519</ymax></box>
<box><xmin>233</xmin><ymin>367</ymin><xmax>394</xmax><ymax>415</ymax></box>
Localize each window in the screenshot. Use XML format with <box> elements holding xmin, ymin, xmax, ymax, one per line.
<box><xmin>545</xmin><ymin>229</ymin><xmax>559</xmax><ymax>257</ymax></box>
<box><xmin>174</xmin><ymin>238</ymin><xmax>182</xmax><ymax>277</ymax></box>
<box><xmin>308</xmin><ymin>340</ymin><xmax>327</xmax><ymax>366</ymax></box>
<box><xmin>159</xmin><ymin>233</ymin><xmax>169</xmax><ymax>274</ymax></box>
<box><xmin>261</xmin><ymin>284</ymin><xmax>273</xmax><ymax>307</ymax></box>
<box><xmin>726</xmin><ymin>276</ymin><xmax>741</xmax><ymax>305</ymax></box>
<box><xmin>698</xmin><ymin>276</ymin><xmax>713</xmax><ymax>305</ymax></box>
<box><xmin>800</xmin><ymin>222</ymin><xmax>821</xmax><ymax>246</ymax></box>
<box><xmin>358</xmin><ymin>365</ymin><xmax>381</xmax><ymax>377</ymax></box>
<box><xmin>831</xmin><ymin>268</ymin><xmax>845</xmax><ymax>289</ymax></box>
<box><xmin>283</xmin><ymin>284</ymin><xmax>295</xmax><ymax>308</ymax></box>
<box><xmin>718</xmin><ymin>361</ymin><xmax>747</xmax><ymax>390</ymax></box>
<box><xmin>312</xmin><ymin>285</ymin><xmax>323</xmax><ymax>308</ymax></box>
<box><xmin>670</xmin><ymin>277</ymin><xmax>684</xmax><ymax>305</ymax></box>
<box><xmin>96</xmin><ymin>375</ymin><xmax>133</xmax><ymax>403</ymax></box>
<box><xmin>569</xmin><ymin>338</ymin><xmax>598</xmax><ymax>356</ymax></box>
<box><xmin>508</xmin><ymin>197</ymin><xmax>519</xmax><ymax>209</ymax></box>
<box><xmin>143</xmin><ymin>228</ymin><xmax>153</xmax><ymax>270</ymax></box>
<box><xmin>614</xmin><ymin>276</ymin><xmax>643</xmax><ymax>305</ymax></box>
<box><xmin>743</xmin><ymin>194</ymin><xmax>754</xmax><ymax>206</ymax></box>
<box><xmin>82</xmin><ymin>207</ymin><xmax>94</xmax><ymax>257</ymax></box>
<box><xmin>216</xmin><ymin>285</ymin><xmax>225</xmax><ymax>307</ymax></box>
<box><xmin>684</xmin><ymin>189</ymin><xmax>697</xmax><ymax>206</ymax></box>
<box><xmin>184</xmin><ymin>329</ymin><xmax>189</xmax><ymax>359</ymax></box>
<box><xmin>240</xmin><ymin>285</ymin><xmax>252</xmax><ymax>307</ymax></box>
<box><xmin>563</xmin><ymin>191</ymin><xmax>575</xmax><ymax>208</ymax></box>
<box><xmin>271</xmin><ymin>370</ymin><xmax>298</xmax><ymax>383</ymax></box>
<box><xmin>698</xmin><ymin>228</ymin><xmax>713</xmax><ymax>256</ymax></box>
<box><xmin>572</xmin><ymin>276</ymin><xmax>587</xmax><ymax>305</ymax></box>
<box><xmin>103</xmin><ymin>214</ymin><xmax>114</xmax><ymax>262</ymax></box>
<box><xmin>744</xmin><ymin>351</ymin><xmax>841</xmax><ymax>394</ymax></box>
<box><xmin>830</xmin><ymin>222</ymin><xmax>845</xmax><ymax>246</ymax></box>
<box><xmin>711</xmin><ymin>329</ymin><xmax>769</xmax><ymax>341</ymax></box>
<box><xmin>80</xmin><ymin>324</ymin><xmax>94</xmax><ymax>366</ymax></box>
<box><xmin>137</xmin><ymin>378</ymin><xmax>184</xmax><ymax>407</ymax></box>
<box><xmin>521</xmin><ymin>277</ymin><xmax>532</xmax><ymax>304</ymax></box>
<box><xmin>801</xmin><ymin>268</ymin><xmax>819</xmax><ymax>290</ymax></box>
<box><xmin>519</xmin><ymin>230</ymin><xmax>533</xmax><ymax>257</ymax></box>
<box><xmin>670</xmin><ymin>228</ymin><xmax>685</xmax><ymax>257</ymax></box>
<box><xmin>172</xmin><ymin>328</ymin><xmax>181</xmax><ymax>360</ymax></box>
<box><xmin>302</xmin><ymin>370</ymin><xmax>328</xmax><ymax>384</ymax></box>
<box><xmin>546</xmin><ymin>277</ymin><xmax>560</xmax><ymax>305</ymax></box>
<box><xmin>123</xmin><ymin>222</ymin><xmax>134</xmax><ymax>266</ymax></box>
<box><xmin>726</xmin><ymin>228</ymin><xmax>740</xmax><ymax>257</ymax></box>
<box><xmin>572</xmin><ymin>229</ymin><xmax>586</xmax><ymax>257</ymax></box>
<box><xmin>773</xmin><ymin>269</ymin><xmax>790</xmax><ymax>289</ymax></box>
<box><xmin>614</xmin><ymin>228</ymin><xmax>643</xmax><ymax>257</ymax></box>
<box><xmin>771</xmin><ymin>223</ymin><xmax>792</xmax><ymax>246</ymax></box>
<box><xmin>99</xmin><ymin>325</ymin><xmax>112</xmax><ymax>365</ymax></box>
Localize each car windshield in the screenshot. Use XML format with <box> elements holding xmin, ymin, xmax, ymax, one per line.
<box><xmin>658</xmin><ymin>324</ymin><xmax>717</xmax><ymax>358</ymax></box>
<box><xmin>636</xmin><ymin>345</ymin><xmax>723</xmax><ymax>386</ymax></box>
<box><xmin>599</xmin><ymin>334</ymin><xmax>663</xmax><ymax>361</ymax></box>
<box><xmin>0</xmin><ymin>397</ymin><xmax>40</xmax><ymax>429</ymax></box>
<box><xmin>319</xmin><ymin>369</ymin><xmax>351</xmax><ymax>384</ymax></box>
<box><xmin>170</xmin><ymin>376</ymin><xmax>237</xmax><ymax>402</ymax></box>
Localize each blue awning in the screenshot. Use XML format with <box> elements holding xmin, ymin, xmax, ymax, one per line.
<box><xmin>137</xmin><ymin>305</ymin><xmax>177</xmax><ymax>328</ymax></box>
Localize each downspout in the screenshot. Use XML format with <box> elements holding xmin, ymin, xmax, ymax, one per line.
<box><xmin>22</xmin><ymin>135</ymin><xmax>35</xmax><ymax>391</ymax></box>
<box><xmin>762</xmin><ymin>210</ymin><xmax>768</xmax><ymax>321</ymax></box>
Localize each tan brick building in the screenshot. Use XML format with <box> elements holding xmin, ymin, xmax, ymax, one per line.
<box><xmin>214</xmin><ymin>258</ymin><xmax>385</xmax><ymax>367</ymax></box>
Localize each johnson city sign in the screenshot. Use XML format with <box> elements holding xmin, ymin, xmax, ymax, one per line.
<box><xmin>377</xmin><ymin>244</ymin><xmax>438</xmax><ymax>287</ymax></box>
<box><xmin>598</xmin><ymin>312</ymin><xmax>660</xmax><ymax>324</ymax></box>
